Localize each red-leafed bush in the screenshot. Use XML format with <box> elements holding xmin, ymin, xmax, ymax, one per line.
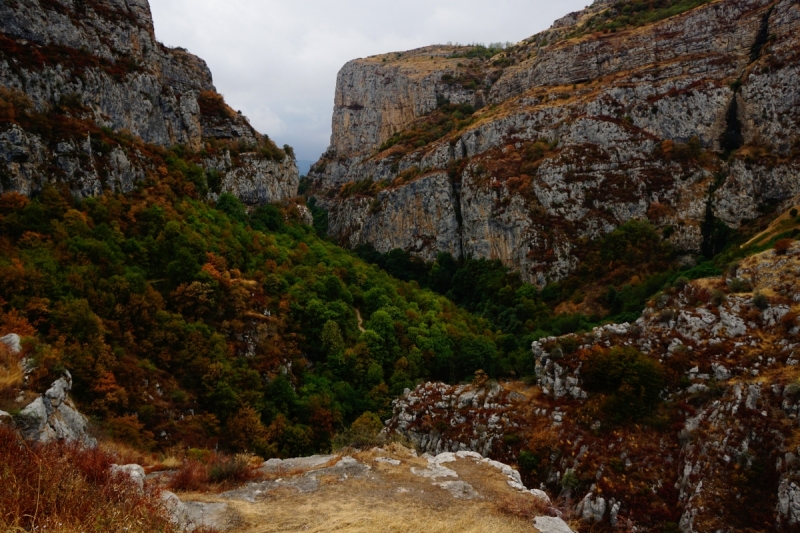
<box><xmin>775</xmin><ymin>238</ymin><xmax>793</xmax><ymax>256</ymax></box>
<box><xmin>0</xmin><ymin>425</ymin><xmax>179</xmax><ymax>533</ymax></box>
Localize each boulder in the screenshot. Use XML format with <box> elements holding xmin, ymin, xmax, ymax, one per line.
<box><xmin>0</xmin><ymin>333</ymin><xmax>21</xmax><ymax>354</ymax></box>
<box><xmin>0</xmin><ymin>410</ymin><xmax>13</xmax><ymax>427</ymax></box>
<box><xmin>161</xmin><ymin>490</ymin><xmax>191</xmax><ymax>529</ymax></box>
<box><xmin>259</xmin><ymin>454</ymin><xmax>336</xmax><ymax>474</ymax></box>
<box><xmin>16</xmin><ymin>372</ymin><xmax>96</xmax><ymax>447</ymax></box>
<box><xmin>533</xmin><ymin>516</ymin><xmax>576</xmax><ymax>533</ymax></box>
<box><xmin>111</xmin><ymin>464</ymin><xmax>146</xmax><ymax>490</ymax></box>
<box><xmin>576</xmin><ymin>492</ymin><xmax>607</xmax><ymax>523</ymax></box>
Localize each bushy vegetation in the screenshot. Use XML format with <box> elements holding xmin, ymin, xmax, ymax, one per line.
<box><xmin>377</xmin><ymin>103</ymin><xmax>476</xmax><ymax>156</ymax></box>
<box><xmin>354</xmin><ymin>219</ymin><xmax>702</xmax><ymax>348</ymax></box>
<box><xmin>448</xmin><ymin>43</ymin><xmax>514</xmax><ymax>60</ymax></box>
<box><xmin>581</xmin><ymin>346</ymin><xmax>666</xmax><ymax>422</ymax></box>
<box><xmin>0</xmin><ymin>425</ymin><xmax>179</xmax><ymax>533</ymax></box>
<box><xmin>0</xmin><ymin>150</ymin><xmax>511</xmax><ymax>455</ymax></box>
<box><xmin>579</xmin><ymin>0</ymin><xmax>714</xmax><ymax>35</ymax></box>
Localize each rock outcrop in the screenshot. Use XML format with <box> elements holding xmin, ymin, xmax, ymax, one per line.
<box><xmin>384</xmin><ymin>241</ymin><xmax>800</xmax><ymax>530</ymax></box>
<box><xmin>16</xmin><ymin>371</ymin><xmax>97</xmax><ymax>447</ymax></box>
<box><xmin>310</xmin><ymin>0</ymin><xmax>800</xmax><ymax>285</ymax></box>
<box><xmin>0</xmin><ymin>0</ymin><xmax>298</xmax><ymax>203</ymax></box>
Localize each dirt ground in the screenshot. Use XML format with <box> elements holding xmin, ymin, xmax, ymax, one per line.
<box><xmin>176</xmin><ymin>445</ymin><xmax>565</xmax><ymax>533</ymax></box>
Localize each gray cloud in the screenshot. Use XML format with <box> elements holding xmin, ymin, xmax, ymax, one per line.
<box><xmin>149</xmin><ymin>0</ymin><xmax>589</xmax><ymax>166</ymax></box>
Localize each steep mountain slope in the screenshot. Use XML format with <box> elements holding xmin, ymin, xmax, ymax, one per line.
<box><xmin>0</xmin><ymin>0</ymin><xmax>298</xmax><ymax>201</ymax></box>
<box><xmin>309</xmin><ymin>0</ymin><xmax>800</xmax><ymax>287</ymax></box>
<box><xmin>385</xmin><ymin>240</ymin><xmax>800</xmax><ymax>531</ymax></box>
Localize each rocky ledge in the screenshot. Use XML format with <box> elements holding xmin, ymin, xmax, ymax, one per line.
<box><xmin>385</xmin><ymin>241</ymin><xmax>800</xmax><ymax>531</ymax></box>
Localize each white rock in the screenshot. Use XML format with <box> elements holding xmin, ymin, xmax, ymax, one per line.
<box><xmin>433</xmin><ymin>480</ymin><xmax>480</xmax><ymax>499</ymax></box>
<box><xmin>455</xmin><ymin>450</ymin><xmax>483</xmax><ymax>460</ymax></box>
<box><xmin>375</xmin><ymin>457</ymin><xmax>401</xmax><ymax>466</ymax></box>
<box><xmin>533</xmin><ymin>516</ymin><xmax>576</xmax><ymax>533</ymax></box>
<box><xmin>410</xmin><ymin>465</ymin><xmax>458</xmax><ymax>479</ymax></box>
<box><xmin>531</xmin><ymin>488</ymin><xmax>551</xmax><ymax>503</ymax></box>
<box><xmin>0</xmin><ymin>334</ymin><xmax>21</xmax><ymax>354</ymax></box>
<box><xmin>111</xmin><ymin>464</ymin><xmax>146</xmax><ymax>490</ymax></box>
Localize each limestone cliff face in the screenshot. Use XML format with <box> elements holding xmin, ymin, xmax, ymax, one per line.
<box><xmin>328</xmin><ymin>46</ymin><xmax>484</xmax><ymax>165</ymax></box>
<box><xmin>311</xmin><ymin>0</ymin><xmax>800</xmax><ymax>285</ymax></box>
<box><xmin>323</xmin><ymin>172</ymin><xmax>462</xmax><ymax>261</ymax></box>
<box><xmin>0</xmin><ymin>0</ymin><xmax>298</xmax><ymax>202</ymax></box>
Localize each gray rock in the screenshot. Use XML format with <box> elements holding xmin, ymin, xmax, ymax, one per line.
<box><xmin>16</xmin><ymin>372</ymin><xmax>96</xmax><ymax>447</ymax></box>
<box><xmin>411</xmin><ymin>464</ymin><xmax>458</xmax><ymax>479</ymax></box>
<box><xmin>111</xmin><ymin>464</ymin><xmax>146</xmax><ymax>490</ymax></box>
<box><xmin>0</xmin><ymin>410</ymin><xmax>13</xmax><ymax>427</ymax></box>
<box><xmin>0</xmin><ymin>334</ymin><xmax>21</xmax><ymax>354</ymax></box>
<box><xmin>779</xmin><ymin>479</ymin><xmax>800</xmax><ymax>525</ymax></box>
<box><xmin>259</xmin><ymin>454</ymin><xmax>336</xmax><ymax>474</ymax></box>
<box><xmin>183</xmin><ymin>501</ymin><xmax>231</xmax><ymax>531</ymax></box>
<box><xmin>577</xmin><ymin>492</ymin><xmax>607</xmax><ymax>524</ymax></box>
<box><xmin>433</xmin><ymin>480</ymin><xmax>480</xmax><ymax>500</ymax></box>
<box><xmin>533</xmin><ymin>516</ymin><xmax>576</xmax><ymax>533</ymax></box>
<box><xmin>161</xmin><ymin>491</ymin><xmax>190</xmax><ymax>529</ymax></box>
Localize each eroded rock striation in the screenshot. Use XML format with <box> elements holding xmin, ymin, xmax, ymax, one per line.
<box><xmin>17</xmin><ymin>370</ymin><xmax>97</xmax><ymax>447</ymax></box>
<box><xmin>385</xmin><ymin>241</ymin><xmax>800</xmax><ymax>530</ymax></box>
<box><xmin>311</xmin><ymin>0</ymin><xmax>800</xmax><ymax>285</ymax></box>
<box><xmin>0</xmin><ymin>0</ymin><xmax>298</xmax><ymax>203</ymax></box>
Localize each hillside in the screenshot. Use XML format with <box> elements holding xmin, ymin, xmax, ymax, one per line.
<box><xmin>385</xmin><ymin>240</ymin><xmax>800</xmax><ymax>531</ymax></box>
<box><xmin>308</xmin><ymin>0</ymin><xmax>800</xmax><ymax>295</ymax></box>
<box><xmin>0</xmin><ymin>0</ymin><xmax>298</xmax><ymax>202</ymax></box>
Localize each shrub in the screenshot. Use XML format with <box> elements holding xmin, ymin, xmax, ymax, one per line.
<box><xmin>752</xmin><ymin>292</ymin><xmax>770</xmax><ymax>310</ymax></box>
<box><xmin>790</xmin><ymin>208</ymin><xmax>798</xmax><ymax>218</ymax></box>
<box><xmin>673</xmin><ymin>277</ymin><xmax>690</xmax><ymax>290</ymax></box>
<box><xmin>711</xmin><ymin>290</ymin><xmax>726</xmax><ymax>307</ymax></box>
<box><xmin>168</xmin><ymin>459</ymin><xmax>209</xmax><ymax>492</ymax></box>
<box><xmin>581</xmin><ymin>346</ymin><xmax>666</xmax><ymax>422</ymax></box>
<box><xmin>495</xmin><ymin>491</ymin><xmax>550</xmax><ymax>520</ymax></box>
<box><xmin>729</xmin><ymin>278</ymin><xmax>753</xmax><ymax>293</ymax></box>
<box><xmin>216</xmin><ymin>192</ymin><xmax>248</xmax><ymax>224</ymax></box>
<box><xmin>208</xmin><ymin>454</ymin><xmax>257</xmax><ymax>484</ymax></box>
<box><xmin>659</xmin><ymin>309</ymin><xmax>677</xmax><ymax>323</ymax></box>
<box><xmin>197</xmin><ymin>90</ymin><xmax>234</xmax><ymax>120</ymax></box>
<box><xmin>781</xmin><ymin>312</ymin><xmax>798</xmax><ymax>332</ymax></box>
<box><xmin>333</xmin><ymin>411</ymin><xmax>385</xmax><ymax>450</ymax></box>
<box><xmin>775</xmin><ymin>238</ymin><xmax>793</xmax><ymax>255</ymax></box>
<box><xmin>0</xmin><ymin>426</ymin><xmax>178</xmax><ymax>533</ymax></box>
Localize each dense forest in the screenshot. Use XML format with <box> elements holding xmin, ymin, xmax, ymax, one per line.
<box><xmin>0</xmin><ymin>152</ymin><xmax>516</xmax><ymax>457</ymax></box>
<box><xmin>1</xmin><ymin>141</ymin><xmax>762</xmax><ymax>458</ymax></box>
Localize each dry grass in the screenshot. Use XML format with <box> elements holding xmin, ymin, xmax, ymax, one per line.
<box><xmin>174</xmin><ymin>446</ymin><xmax>550</xmax><ymax>533</ymax></box>
<box><xmin>225</xmin><ymin>491</ymin><xmax>541</xmax><ymax>533</ymax></box>
<box><xmin>0</xmin><ymin>343</ymin><xmax>23</xmax><ymax>394</ymax></box>
<box><xmin>167</xmin><ymin>453</ymin><xmax>260</xmax><ymax>493</ymax></box>
<box><xmin>0</xmin><ymin>425</ymin><xmax>180</xmax><ymax>533</ymax></box>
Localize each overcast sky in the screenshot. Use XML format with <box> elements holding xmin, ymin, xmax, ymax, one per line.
<box><xmin>149</xmin><ymin>0</ymin><xmax>589</xmax><ymax>169</ymax></box>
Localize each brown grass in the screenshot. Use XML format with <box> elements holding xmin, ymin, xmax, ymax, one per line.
<box><xmin>0</xmin><ymin>425</ymin><xmax>179</xmax><ymax>533</ymax></box>
<box><xmin>173</xmin><ymin>447</ymin><xmax>550</xmax><ymax>533</ymax></box>
<box><xmin>0</xmin><ymin>343</ymin><xmax>23</xmax><ymax>394</ymax></box>
<box><xmin>167</xmin><ymin>453</ymin><xmax>260</xmax><ymax>493</ymax></box>
<box><xmin>224</xmin><ymin>494</ymin><xmax>540</xmax><ymax>533</ymax></box>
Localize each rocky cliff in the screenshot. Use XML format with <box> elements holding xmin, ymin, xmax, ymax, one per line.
<box><xmin>0</xmin><ymin>0</ymin><xmax>298</xmax><ymax>203</ymax></box>
<box><xmin>310</xmin><ymin>0</ymin><xmax>800</xmax><ymax>285</ymax></box>
<box><xmin>385</xmin><ymin>240</ymin><xmax>800</xmax><ymax>531</ymax></box>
